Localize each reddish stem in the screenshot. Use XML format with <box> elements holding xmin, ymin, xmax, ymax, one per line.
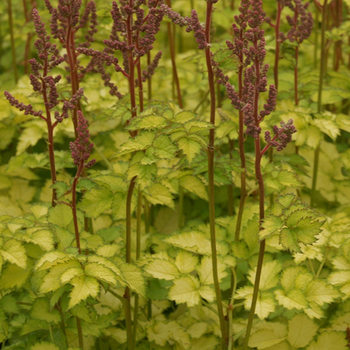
<box><xmin>274</xmin><ymin>2</ymin><xmax>283</xmax><ymax>91</ymax></box>
<box><xmin>71</xmin><ymin>161</ymin><xmax>84</xmax><ymax>254</ymax></box>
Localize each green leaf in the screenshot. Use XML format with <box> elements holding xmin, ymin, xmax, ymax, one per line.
<box><xmin>177</xmin><ymin>138</ymin><xmax>202</xmax><ymax>163</ymax></box>
<box><xmin>175</xmin><ymin>250</ymin><xmax>198</xmax><ymax>274</ymax></box>
<box><xmin>280</xmin><ymin>227</ymin><xmax>300</xmax><ymax>252</ymax></box>
<box><xmin>261</xmin><ymin>215</ymin><xmax>283</xmax><ymax>239</ymax></box>
<box><xmin>48</xmin><ymin>204</ymin><xmax>73</xmax><ymax>228</ymax></box>
<box><xmin>145</xmin><ymin>259</ymin><xmax>180</xmax><ymax>280</ymax></box>
<box><xmin>313</xmin><ymin>119</ymin><xmax>340</xmax><ymax>141</ymax></box>
<box><xmin>179</xmin><ymin>175</ymin><xmax>208</xmax><ymax>200</ymax></box>
<box><xmin>128</xmin><ymin>115</ymin><xmax>167</xmax><ymax>130</ymax></box>
<box><xmin>275</xmin><ymin>289</ymin><xmax>308</xmax><ymax>310</ymax></box>
<box><xmin>68</xmin><ymin>275</ymin><xmax>100</xmax><ymax>309</ymax></box>
<box><xmin>174</xmin><ymin>110</ymin><xmax>195</xmax><ymax>123</ymax></box>
<box><xmin>35</xmin><ymin>251</ymin><xmax>71</xmax><ymax>271</ymax></box>
<box><xmin>128</xmin><ymin>162</ymin><xmax>157</xmax><ymax>189</ymax></box>
<box><xmin>30</xmin><ymin>298</ymin><xmax>61</xmax><ymax>324</ymax></box>
<box><xmin>248</xmin><ymin>260</ymin><xmax>282</xmax><ymax>291</ymax></box>
<box><xmin>60</xmin><ymin>267</ymin><xmax>84</xmax><ymax>284</ymax></box>
<box><xmin>30</xmin><ymin>342</ymin><xmax>60</xmax><ymax>350</ymax></box>
<box><xmin>22</xmin><ymin>228</ymin><xmax>54</xmax><ymax>251</ymax></box>
<box><xmin>144</xmin><ymin>183</ymin><xmax>174</xmax><ymax>208</ymax></box>
<box><xmin>0</xmin><ymin>239</ymin><xmax>27</xmax><ymax>269</ymax></box>
<box><xmin>306</xmin><ymin>331</ymin><xmax>348</xmax><ymax>350</ymax></box>
<box><xmin>197</xmin><ymin>256</ymin><xmax>227</xmax><ymax>285</ymax></box>
<box><xmin>168</xmin><ymin>275</ymin><xmax>201</xmax><ymax>307</ymax></box>
<box><xmin>17</xmin><ymin>125</ymin><xmax>44</xmax><ymax>155</ymax></box>
<box><xmin>118</xmin><ymin>131</ymin><xmax>155</xmax><ymax>156</ymax></box>
<box><xmin>85</xmin><ymin>262</ymin><xmax>118</xmax><ymax>286</ymax></box>
<box><xmin>249</xmin><ymin>321</ymin><xmax>287</xmax><ymax>349</ymax></box>
<box><xmin>165</xmin><ymin>231</ymin><xmax>211</xmax><ymax>255</ymax></box>
<box><xmin>78</xmin><ymin>187</ymin><xmax>114</xmax><ymax>218</ymax></box>
<box><xmin>153</xmin><ymin>135</ymin><xmax>178</xmax><ymax>159</ymax></box>
<box><xmin>0</xmin><ymin>263</ymin><xmax>31</xmax><ymax>289</ymax></box>
<box><xmin>51</xmin><ymin>181</ymin><xmax>69</xmax><ymax>199</ymax></box>
<box><xmin>305</xmin><ymin>280</ymin><xmax>340</xmax><ymax>306</ymax></box>
<box><xmin>39</xmin><ymin>260</ymin><xmax>81</xmax><ymax>293</ymax></box>
<box><xmin>287</xmin><ymin>313</ymin><xmax>318</xmax><ymax>348</ymax></box>
<box><xmin>119</xmin><ymin>263</ymin><xmax>146</xmax><ymax>297</ymax></box>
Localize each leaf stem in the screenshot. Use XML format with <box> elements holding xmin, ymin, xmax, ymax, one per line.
<box><xmin>76</xmin><ymin>316</ymin><xmax>84</xmax><ymax>349</ymax></box>
<box><xmin>204</xmin><ymin>3</ymin><xmax>227</xmax><ymax>348</ymax></box>
<box><xmin>7</xmin><ymin>0</ymin><xmax>18</xmax><ymax>83</ymax></box>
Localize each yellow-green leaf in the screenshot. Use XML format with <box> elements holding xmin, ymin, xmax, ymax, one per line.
<box><xmin>287</xmin><ymin>313</ymin><xmax>318</xmax><ymax>348</ymax></box>
<box><xmin>68</xmin><ymin>275</ymin><xmax>100</xmax><ymax>309</ymax></box>
<box><xmin>179</xmin><ymin>175</ymin><xmax>208</xmax><ymax>200</ymax></box>
<box><xmin>168</xmin><ymin>275</ymin><xmax>200</xmax><ymax>307</ymax></box>
<box><xmin>145</xmin><ymin>259</ymin><xmax>180</xmax><ymax>280</ymax></box>
<box><xmin>0</xmin><ymin>239</ymin><xmax>27</xmax><ymax>269</ymax></box>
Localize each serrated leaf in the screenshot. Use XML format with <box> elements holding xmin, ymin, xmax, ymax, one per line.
<box><xmin>175</xmin><ymin>250</ymin><xmax>198</xmax><ymax>274</ymax></box>
<box><xmin>30</xmin><ymin>205</ymin><xmax>49</xmax><ymax>219</ymax></box>
<box><xmin>0</xmin><ymin>239</ymin><xmax>27</xmax><ymax>269</ymax></box>
<box><xmin>118</xmin><ymin>131</ymin><xmax>155</xmax><ymax>156</ymax></box>
<box><xmin>128</xmin><ymin>162</ymin><xmax>157</xmax><ymax>189</ymax></box>
<box><xmin>275</xmin><ymin>289</ymin><xmax>308</xmax><ymax>310</ymax></box>
<box><xmin>22</xmin><ymin>228</ymin><xmax>54</xmax><ymax>251</ymax></box>
<box><xmin>17</xmin><ymin>125</ymin><xmax>44</xmax><ymax>155</ymax></box>
<box><xmin>35</xmin><ymin>251</ymin><xmax>70</xmax><ymax>270</ymax></box>
<box><xmin>174</xmin><ymin>110</ymin><xmax>195</xmax><ymax>123</ymax></box>
<box><xmin>165</xmin><ymin>231</ymin><xmax>211</xmax><ymax>255</ymax></box>
<box><xmin>48</xmin><ymin>204</ymin><xmax>73</xmax><ymax>228</ymax></box>
<box><xmin>51</xmin><ymin>181</ymin><xmax>69</xmax><ymax>198</ymax></box>
<box><xmin>0</xmin><ymin>263</ymin><xmax>31</xmax><ymax>289</ymax></box>
<box><xmin>249</xmin><ymin>322</ymin><xmax>287</xmax><ymax>349</ymax></box>
<box><xmin>145</xmin><ymin>259</ymin><xmax>180</xmax><ymax>280</ymax></box>
<box><xmin>85</xmin><ymin>262</ymin><xmax>118</xmax><ymax>286</ymax></box>
<box><xmin>179</xmin><ymin>175</ymin><xmax>208</xmax><ymax>200</ymax></box>
<box><xmin>306</xmin><ymin>331</ymin><xmax>348</xmax><ymax>350</ymax></box>
<box><xmin>144</xmin><ymin>183</ymin><xmax>174</xmax><ymax>208</ymax></box>
<box><xmin>313</xmin><ymin>119</ymin><xmax>340</xmax><ymax>141</ymax></box>
<box><xmin>197</xmin><ymin>256</ymin><xmax>227</xmax><ymax>285</ymax></box>
<box><xmin>261</xmin><ymin>215</ymin><xmax>283</xmax><ymax>239</ymax></box>
<box><xmin>31</xmin><ymin>298</ymin><xmax>61</xmax><ymax>324</ymax></box>
<box><xmin>30</xmin><ymin>342</ymin><xmax>60</xmax><ymax>350</ymax></box>
<box><xmin>129</xmin><ymin>115</ymin><xmax>167</xmax><ymax>129</ymax></box>
<box><xmin>68</xmin><ymin>275</ymin><xmax>100</xmax><ymax>309</ymax></box>
<box><xmin>119</xmin><ymin>263</ymin><xmax>146</xmax><ymax>297</ymax></box>
<box><xmin>280</xmin><ymin>227</ymin><xmax>300</xmax><ymax>252</ymax></box>
<box><xmin>78</xmin><ymin>187</ymin><xmax>113</xmax><ymax>218</ymax></box>
<box><xmin>168</xmin><ymin>275</ymin><xmax>200</xmax><ymax>307</ymax></box>
<box><xmin>305</xmin><ymin>280</ymin><xmax>340</xmax><ymax>306</ymax></box>
<box><xmin>248</xmin><ymin>260</ymin><xmax>282</xmax><ymax>291</ymax></box>
<box><xmin>153</xmin><ymin>135</ymin><xmax>178</xmax><ymax>159</ymax></box>
<box><xmin>287</xmin><ymin>313</ymin><xmax>318</xmax><ymax>348</ymax></box>
<box><xmin>177</xmin><ymin>138</ymin><xmax>202</xmax><ymax>163</ymax></box>
<box><xmin>60</xmin><ymin>267</ymin><xmax>84</xmax><ymax>284</ymax></box>
<box><xmin>39</xmin><ymin>260</ymin><xmax>81</xmax><ymax>293</ymax></box>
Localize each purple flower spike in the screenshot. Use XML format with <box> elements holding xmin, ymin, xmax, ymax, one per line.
<box><xmin>69</xmin><ymin>111</ymin><xmax>95</xmax><ymax>168</ymax></box>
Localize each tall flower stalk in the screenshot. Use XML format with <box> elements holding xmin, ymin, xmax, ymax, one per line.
<box><xmin>78</xmin><ymin>2</ymin><xmax>164</xmax><ymax>348</ymax></box>
<box><xmin>189</xmin><ymin>1</ymin><xmax>228</xmax><ymax>347</ymax></box>
<box><xmin>224</xmin><ymin>0</ymin><xmax>296</xmax><ymax>347</ymax></box>
<box><xmin>44</xmin><ymin>0</ymin><xmax>98</xmax><ymax>136</ymax></box>
<box><xmin>4</xmin><ymin>9</ymin><xmax>83</xmax><ymax>207</ymax></box>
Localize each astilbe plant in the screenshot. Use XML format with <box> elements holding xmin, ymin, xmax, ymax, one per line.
<box><xmin>44</xmin><ymin>0</ymin><xmax>98</xmax><ymax>134</ymax></box>
<box><xmin>4</xmin><ymin>9</ymin><xmax>84</xmax><ymax>207</ymax></box>
<box><xmin>224</xmin><ymin>0</ymin><xmax>296</xmax><ymax>347</ymax></box>
<box><xmin>77</xmin><ymin>2</ymin><xmax>167</xmax><ymax>348</ymax></box>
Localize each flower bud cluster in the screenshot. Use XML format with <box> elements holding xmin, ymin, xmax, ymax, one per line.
<box><xmin>4</xmin><ymin>92</ymin><xmax>43</xmax><ymax>118</ymax></box>
<box><xmin>264</xmin><ymin>119</ymin><xmax>297</xmax><ymax>151</ymax></box>
<box><xmin>286</xmin><ymin>0</ymin><xmax>313</xmax><ymax>44</ymax></box>
<box><xmin>69</xmin><ymin>111</ymin><xmax>96</xmax><ymax>168</ymax></box>
<box><xmin>55</xmin><ymin>88</ymin><xmax>85</xmax><ymax>123</ymax></box>
<box><xmin>188</xmin><ymin>10</ymin><xmax>208</xmax><ymax>50</ymax></box>
<box><xmin>223</xmin><ymin>0</ymin><xmax>281</xmax><ymax>141</ymax></box>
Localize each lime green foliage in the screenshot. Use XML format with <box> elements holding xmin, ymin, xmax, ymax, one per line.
<box><xmin>1</xmin><ymin>0</ymin><xmax>350</xmax><ymax>349</ymax></box>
